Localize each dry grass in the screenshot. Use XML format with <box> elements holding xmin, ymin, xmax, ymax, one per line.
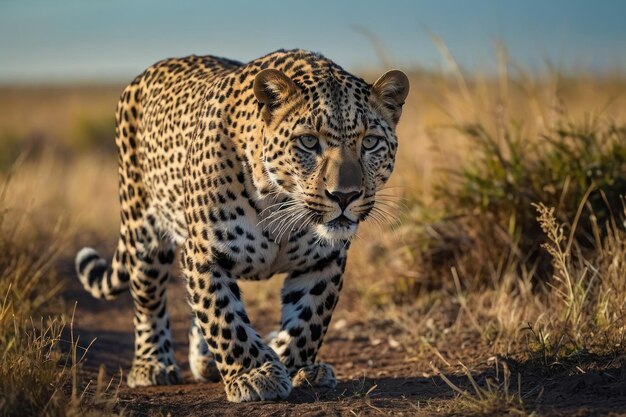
<box><xmin>344</xmin><ymin>54</ymin><xmax>626</xmax><ymax>414</ymax></box>
<box><xmin>0</xmin><ymin>161</ymin><xmax>119</xmax><ymax>416</ymax></box>
<box><xmin>430</xmin><ymin>359</ymin><xmax>530</xmax><ymax>416</ymax></box>
<box><xmin>0</xmin><ymin>48</ymin><xmax>625</xmax><ymax>415</ymax></box>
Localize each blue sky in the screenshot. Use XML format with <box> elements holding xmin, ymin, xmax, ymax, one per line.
<box><xmin>1</xmin><ymin>0</ymin><xmax>625</xmax><ymax>83</ymax></box>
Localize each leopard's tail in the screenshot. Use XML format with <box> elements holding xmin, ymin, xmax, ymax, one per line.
<box><xmin>75</xmin><ymin>80</ymin><xmax>144</xmax><ymax>301</ymax></box>
<box><xmin>75</xmin><ymin>245</ymin><xmax>130</xmax><ymax>300</ymax></box>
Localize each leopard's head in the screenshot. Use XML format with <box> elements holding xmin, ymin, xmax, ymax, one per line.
<box><xmin>252</xmin><ymin>60</ymin><xmax>409</xmax><ymax>242</ymax></box>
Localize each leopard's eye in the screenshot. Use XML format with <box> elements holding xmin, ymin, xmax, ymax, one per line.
<box><xmin>298</xmin><ymin>135</ymin><xmax>319</xmax><ymax>150</ymax></box>
<box><xmin>362</xmin><ymin>135</ymin><xmax>381</xmax><ymax>151</ymax></box>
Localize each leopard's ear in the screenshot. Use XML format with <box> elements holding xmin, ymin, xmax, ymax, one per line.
<box><xmin>253</xmin><ymin>69</ymin><xmax>299</xmax><ymax>122</ymax></box>
<box><xmin>372</xmin><ymin>70</ymin><xmax>410</xmax><ymax>125</ymax></box>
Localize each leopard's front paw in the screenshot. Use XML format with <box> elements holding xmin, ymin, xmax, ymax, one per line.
<box><xmin>292</xmin><ymin>362</ymin><xmax>337</xmax><ymax>388</ymax></box>
<box><xmin>224</xmin><ymin>361</ymin><xmax>292</xmax><ymax>402</ymax></box>
<box><xmin>127</xmin><ymin>359</ymin><xmax>182</xmax><ymax>387</ymax></box>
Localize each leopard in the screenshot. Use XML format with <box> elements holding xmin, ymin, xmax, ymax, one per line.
<box><xmin>75</xmin><ymin>49</ymin><xmax>409</xmax><ymax>402</ymax></box>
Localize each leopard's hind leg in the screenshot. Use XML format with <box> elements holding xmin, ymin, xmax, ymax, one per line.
<box><xmin>125</xmin><ymin>217</ymin><xmax>181</xmax><ymax>387</ymax></box>
<box><xmin>86</xmin><ymin>82</ymin><xmax>181</xmax><ymax>387</ymax></box>
<box><xmin>189</xmin><ymin>316</ymin><xmax>220</xmax><ymax>382</ymax></box>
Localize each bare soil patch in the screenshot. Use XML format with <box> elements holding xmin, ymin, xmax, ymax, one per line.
<box><xmin>58</xmin><ymin>259</ymin><xmax>626</xmax><ymax>417</ymax></box>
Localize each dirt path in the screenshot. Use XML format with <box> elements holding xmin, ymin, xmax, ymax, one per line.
<box><xmin>61</xmin><ymin>259</ymin><xmax>626</xmax><ymax>416</ymax></box>
<box><xmin>63</xmin><ymin>262</ymin><xmax>442</xmax><ymax>416</ymax></box>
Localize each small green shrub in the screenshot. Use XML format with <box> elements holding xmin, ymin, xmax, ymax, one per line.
<box><xmin>435</xmin><ymin>118</ymin><xmax>626</xmax><ymax>280</ymax></box>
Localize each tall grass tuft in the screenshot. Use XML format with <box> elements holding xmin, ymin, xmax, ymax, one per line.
<box><xmin>0</xmin><ymin>175</ymin><xmax>118</xmax><ymax>416</ymax></box>
<box><xmin>525</xmin><ymin>202</ymin><xmax>626</xmax><ymax>364</ymax></box>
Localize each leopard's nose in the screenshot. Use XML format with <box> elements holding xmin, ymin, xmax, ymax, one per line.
<box><xmin>325</xmin><ymin>190</ymin><xmax>362</xmax><ymax>210</ymax></box>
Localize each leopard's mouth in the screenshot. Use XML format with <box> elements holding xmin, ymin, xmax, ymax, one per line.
<box><xmin>326</xmin><ymin>214</ymin><xmax>357</xmax><ymax>229</ymax></box>
<box><xmin>298</xmin><ymin>201</ymin><xmax>360</xmax><ymax>242</ymax></box>
<box><xmin>313</xmin><ymin>214</ymin><xmax>358</xmax><ymax>242</ymax></box>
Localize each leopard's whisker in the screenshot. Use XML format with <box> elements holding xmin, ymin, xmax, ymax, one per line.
<box><xmin>258</xmin><ymin>199</ymin><xmax>299</xmax><ymax>216</ymax></box>
<box><xmin>374</xmin><ymin>197</ymin><xmax>408</xmax><ymax>210</ymax></box>
<box><xmin>276</xmin><ymin>208</ymin><xmax>307</xmax><ymax>242</ymax></box>
<box><xmin>373</xmin><ymin>200</ymin><xmax>404</xmax><ymax>213</ymax></box>
<box><xmin>264</xmin><ymin>208</ymin><xmax>304</xmax><ymax>235</ymax></box>
<box><xmin>364</xmin><ymin>209</ymin><xmax>386</xmax><ymax>231</ymax></box>
<box><xmin>369</xmin><ymin>205</ymin><xmax>396</xmax><ymax>221</ymax></box>
<box><xmin>370</xmin><ymin>206</ymin><xmax>401</xmax><ymax>228</ymax></box>
<box><xmin>266</xmin><ymin>207</ymin><xmax>304</xmax><ymax>234</ymax></box>
<box><xmin>299</xmin><ymin>212</ymin><xmax>317</xmax><ymax>232</ymax></box>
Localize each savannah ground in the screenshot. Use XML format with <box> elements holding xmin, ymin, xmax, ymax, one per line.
<box><xmin>1</xmin><ymin>54</ymin><xmax>626</xmax><ymax>416</ymax></box>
